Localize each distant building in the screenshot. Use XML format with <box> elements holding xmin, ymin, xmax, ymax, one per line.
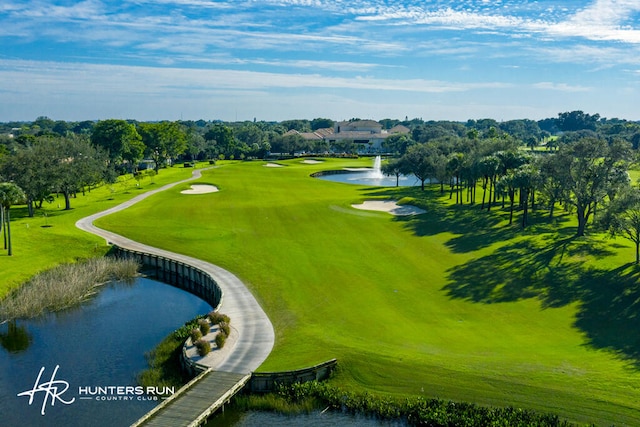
<box><xmin>293</xmin><ymin>120</ymin><xmax>410</xmax><ymax>154</ymax></box>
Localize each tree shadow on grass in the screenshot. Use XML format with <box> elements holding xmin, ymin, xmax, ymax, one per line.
<box><xmin>445</xmin><ymin>234</ymin><xmax>640</xmax><ymax>366</ymax></box>
<box><xmin>360</xmin><ymin>185</ymin><xmax>571</xmax><ymax>254</ymax></box>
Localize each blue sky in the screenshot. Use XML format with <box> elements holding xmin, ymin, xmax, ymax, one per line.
<box><xmin>2</xmin><ymin>0</ymin><xmax>640</xmax><ymax>122</ymax></box>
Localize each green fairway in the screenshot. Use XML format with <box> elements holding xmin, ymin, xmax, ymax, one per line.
<box><xmin>64</xmin><ymin>158</ymin><xmax>640</xmax><ymax>424</ymax></box>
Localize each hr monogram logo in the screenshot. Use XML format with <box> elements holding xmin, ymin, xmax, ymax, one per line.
<box><xmin>17</xmin><ymin>365</ymin><xmax>75</xmax><ymax>415</ymax></box>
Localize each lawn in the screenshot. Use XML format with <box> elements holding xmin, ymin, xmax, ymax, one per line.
<box><xmin>94</xmin><ymin>158</ymin><xmax>640</xmax><ymax>426</ymax></box>
<box><xmin>0</xmin><ymin>165</ymin><xmax>198</xmax><ymax>297</ymax></box>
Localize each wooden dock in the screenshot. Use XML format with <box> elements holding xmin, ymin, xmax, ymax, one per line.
<box><xmin>131</xmin><ymin>369</ymin><xmax>251</xmax><ymax>427</ymax></box>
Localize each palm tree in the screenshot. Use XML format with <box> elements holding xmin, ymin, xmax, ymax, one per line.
<box><xmin>0</xmin><ymin>182</ymin><xmax>27</xmax><ymax>256</ymax></box>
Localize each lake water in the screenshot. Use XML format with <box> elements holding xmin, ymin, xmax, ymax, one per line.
<box><xmin>206</xmin><ymin>407</ymin><xmax>407</xmax><ymax>426</ymax></box>
<box><xmin>0</xmin><ymin>277</ymin><xmax>211</xmax><ymax>427</ymax></box>
<box><xmin>316</xmin><ymin>170</ymin><xmax>420</xmax><ymax>187</ymax></box>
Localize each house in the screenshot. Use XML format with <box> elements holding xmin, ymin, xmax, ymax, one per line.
<box><xmin>291</xmin><ymin>120</ymin><xmax>411</xmax><ymax>154</ymax></box>
<box><xmin>328</xmin><ymin>120</ymin><xmax>409</xmax><ymax>153</ymax></box>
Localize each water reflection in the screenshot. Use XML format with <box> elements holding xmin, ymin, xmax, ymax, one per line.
<box><xmin>0</xmin><ymin>320</ymin><xmax>32</xmax><ymax>353</ymax></box>
<box><xmin>0</xmin><ymin>277</ymin><xmax>211</xmax><ymax>427</ymax></box>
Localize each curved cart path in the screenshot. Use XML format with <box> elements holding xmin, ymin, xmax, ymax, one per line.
<box><xmin>76</xmin><ymin>169</ymin><xmax>275</xmax><ymax>374</ymax></box>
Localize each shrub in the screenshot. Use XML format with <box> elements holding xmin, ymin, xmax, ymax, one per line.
<box><xmin>219</xmin><ymin>321</ymin><xmax>230</xmax><ymax>336</ymax></box>
<box><xmin>189</xmin><ymin>328</ymin><xmax>202</xmax><ymax>342</ymax></box>
<box><xmin>207</xmin><ymin>311</ymin><xmax>230</xmax><ymax>325</ymax></box>
<box><xmin>173</xmin><ymin>315</ymin><xmax>206</xmax><ymax>340</ymax></box>
<box><xmin>194</xmin><ymin>339</ymin><xmax>211</xmax><ymax>356</ymax></box>
<box><xmin>198</xmin><ymin>318</ymin><xmax>210</xmax><ymax>335</ymax></box>
<box><xmin>215</xmin><ymin>331</ymin><xmax>227</xmax><ymax>349</ymax></box>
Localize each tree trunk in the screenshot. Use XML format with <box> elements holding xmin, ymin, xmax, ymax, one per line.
<box><xmin>487</xmin><ymin>176</ymin><xmax>493</xmax><ymax>211</ymax></box>
<box><xmin>6</xmin><ymin>208</ymin><xmax>12</xmax><ymax>256</ymax></box>
<box><xmin>1</xmin><ymin>206</ymin><xmax>5</xmax><ymax>249</ymax></box>
<box><xmin>64</xmin><ymin>191</ymin><xmax>72</xmax><ymax>210</ymax></box>
<box><xmin>508</xmin><ymin>191</ymin><xmax>514</xmax><ymax>225</ymax></box>
<box><xmin>28</xmin><ymin>199</ymin><xmax>34</xmax><ymax>218</ymax></box>
<box><xmin>636</xmin><ymin>239</ymin><xmax>639</xmax><ymax>265</ymax></box>
<box><xmin>576</xmin><ymin>207</ymin><xmax>587</xmax><ymax>237</ymax></box>
<box><xmin>521</xmin><ymin>190</ymin><xmax>529</xmax><ymax>228</ymax></box>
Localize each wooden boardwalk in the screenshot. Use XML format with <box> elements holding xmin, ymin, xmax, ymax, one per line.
<box><xmin>131</xmin><ymin>370</ymin><xmax>251</xmax><ymax>427</ymax></box>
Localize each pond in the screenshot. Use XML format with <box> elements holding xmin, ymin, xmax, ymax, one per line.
<box><xmin>315</xmin><ymin>170</ymin><xmax>421</xmax><ymax>187</ymax></box>
<box><xmin>0</xmin><ymin>277</ymin><xmax>212</xmax><ymax>427</ymax></box>
<box><xmin>206</xmin><ymin>406</ymin><xmax>407</xmax><ymax>426</ymax></box>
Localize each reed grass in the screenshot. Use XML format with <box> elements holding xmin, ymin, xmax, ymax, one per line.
<box><xmin>0</xmin><ymin>256</ymin><xmax>139</xmax><ymax>322</ymax></box>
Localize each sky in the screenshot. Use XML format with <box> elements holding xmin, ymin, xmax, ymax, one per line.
<box><xmin>2</xmin><ymin>0</ymin><xmax>640</xmax><ymax>123</ymax></box>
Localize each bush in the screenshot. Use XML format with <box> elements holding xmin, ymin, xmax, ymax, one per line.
<box><xmin>219</xmin><ymin>321</ymin><xmax>230</xmax><ymax>336</ymax></box>
<box><xmin>215</xmin><ymin>331</ymin><xmax>227</xmax><ymax>349</ymax></box>
<box><xmin>173</xmin><ymin>315</ymin><xmax>206</xmax><ymax>340</ymax></box>
<box><xmin>194</xmin><ymin>339</ymin><xmax>211</xmax><ymax>356</ymax></box>
<box><xmin>207</xmin><ymin>311</ymin><xmax>230</xmax><ymax>325</ymax></box>
<box><xmin>189</xmin><ymin>328</ymin><xmax>202</xmax><ymax>342</ymax></box>
<box><xmin>198</xmin><ymin>318</ymin><xmax>210</xmax><ymax>335</ymax></box>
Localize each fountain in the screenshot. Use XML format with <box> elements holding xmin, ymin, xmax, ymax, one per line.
<box><xmin>315</xmin><ymin>154</ymin><xmax>418</xmax><ymax>186</ymax></box>
<box><xmin>369</xmin><ymin>155</ymin><xmax>384</xmax><ymax>179</ymax></box>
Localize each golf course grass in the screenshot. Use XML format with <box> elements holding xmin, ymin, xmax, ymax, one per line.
<box><xmin>3</xmin><ymin>157</ymin><xmax>639</xmax><ymax>425</ymax></box>
<box><xmin>90</xmin><ymin>158</ymin><xmax>640</xmax><ymax>426</ymax></box>
<box><xmin>0</xmin><ymin>166</ymin><xmax>198</xmax><ymax>297</ymax></box>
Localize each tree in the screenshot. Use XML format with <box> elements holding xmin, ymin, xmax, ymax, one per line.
<box><xmin>479</xmin><ymin>155</ymin><xmax>500</xmax><ymax>211</ymax></box>
<box><xmin>383</xmin><ymin>134</ymin><xmax>414</xmax><ymax>156</ymax></box>
<box><xmin>381</xmin><ymin>158</ymin><xmax>403</xmax><ymax>187</ymax></box>
<box><xmin>537</xmin><ymin>154</ymin><xmax>566</xmax><ymax>219</ymax></box>
<box><xmin>0</xmin><ymin>182</ymin><xmax>26</xmax><ymax>256</ymax></box>
<box><xmin>512</xmin><ymin>164</ymin><xmax>540</xmax><ymax>228</ymax></box>
<box><xmin>204</xmin><ymin>124</ymin><xmax>235</xmax><ymax>159</ymax></box>
<box><xmin>1</xmin><ymin>141</ymin><xmax>54</xmax><ymax>217</ymax></box>
<box><xmin>53</xmin><ymin>136</ymin><xmax>110</xmax><ymax>210</ymax></box>
<box><xmin>554</xmin><ymin>138</ymin><xmax>631</xmax><ymax>236</ymax></box>
<box><xmin>556</xmin><ymin>110</ymin><xmax>600</xmax><ymax>132</ymax></box>
<box><xmin>601</xmin><ymin>188</ymin><xmax>640</xmax><ymax>263</ymax></box>
<box><xmin>496</xmin><ymin>172</ymin><xmax>517</xmax><ymax>225</ymax></box>
<box><xmin>310</xmin><ymin>118</ymin><xmax>334</xmax><ymax>131</ymax></box>
<box><xmin>91</xmin><ymin>119</ymin><xmax>144</xmax><ymax>171</ymax></box>
<box><xmin>400</xmin><ymin>143</ymin><xmax>437</xmax><ymax>190</ymax></box>
<box><xmin>139</xmin><ymin>122</ymin><xmax>187</xmax><ymax>171</ymax></box>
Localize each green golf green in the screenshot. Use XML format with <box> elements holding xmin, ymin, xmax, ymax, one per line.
<box><xmin>74</xmin><ymin>158</ymin><xmax>640</xmax><ymax>425</ymax></box>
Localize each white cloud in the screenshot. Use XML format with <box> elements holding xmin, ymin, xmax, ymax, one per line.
<box><xmin>532</xmin><ymin>82</ymin><xmax>590</xmax><ymax>92</ymax></box>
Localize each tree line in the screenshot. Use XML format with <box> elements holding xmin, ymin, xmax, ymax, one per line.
<box><xmin>2</xmin><ymin>111</ymin><xmax>640</xmax><ymax>259</ymax></box>
<box><xmin>385</xmin><ymin>133</ymin><xmax>640</xmax><ymax>262</ymax></box>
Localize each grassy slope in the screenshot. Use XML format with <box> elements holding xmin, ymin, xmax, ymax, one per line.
<box><xmin>93</xmin><ymin>158</ymin><xmax>640</xmax><ymax>426</ymax></box>
<box><xmin>0</xmin><ymin>166</ymin><xmax>197</xmax><ymax>298</ymax></box>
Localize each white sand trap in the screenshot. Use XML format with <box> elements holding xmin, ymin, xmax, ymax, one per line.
<box><xmin>301</xmin><ymin>159</ymin><xmax>323</xmax><ymax>164</ymax></box>
<box><xmin>181</xmin><ymin>184</ymin><xmax>219</xmax><ymax>194</ymax></box>
<box><xmin>264</xmin><ymin>162</ymin><xmax>284</xmax><ymax>167</ymax></box>
<box><xmin>352</xmin><ymin>200</ymin><xmax>426</xmax><ymax>216</ymax></box>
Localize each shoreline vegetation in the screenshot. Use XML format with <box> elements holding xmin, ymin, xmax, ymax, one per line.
<box><xmin>232</xmin><ymin>381</ymin><xmax>578</xmax><ymax>427</ymax></box>
<box><xmin>0</xmin><ymin>256</ymin><xmax>139</xmax><ymax>322</ymax></box>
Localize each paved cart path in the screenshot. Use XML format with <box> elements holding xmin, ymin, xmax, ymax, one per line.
<box><xmin>76</xmin><ymin>169</ymin><xmax>274</xmax><ymax>373</ymax></box>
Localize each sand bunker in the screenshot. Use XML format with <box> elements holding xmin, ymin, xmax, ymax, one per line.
<box><xmin>181</xmin><ymin>184</ymin><xmax>219</xmax><ymax>194</ymax></box>
<box><xmin>264</xmin><ymin>162</ymin><xmax>284</xmax><ymax>168</ymax></box>
<box><xmin>301</xmin><ymin>159</ymin><xmax>323</xmax><ymax>164</ymax></box>
<box><xmin>351</xmin><ymin>200</ymin><xmax>425</xmax><ymax>216</ymax></box>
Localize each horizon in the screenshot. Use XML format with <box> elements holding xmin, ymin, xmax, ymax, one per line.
<box><xmin>2</xmin><ymin>1</ymin><xmax>640</xmax><ymax>122</ymax></box>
